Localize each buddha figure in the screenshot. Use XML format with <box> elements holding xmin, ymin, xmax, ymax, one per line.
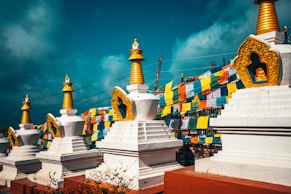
<box><xmin>255</xmin><ymin>67</ymin><xmax>267</xmax><ymax>82</ymax></box>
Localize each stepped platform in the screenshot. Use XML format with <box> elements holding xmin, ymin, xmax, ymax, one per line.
<box><xmin>164</xmin><ymin>166</ymin><xmax>291</xmax><ymax>194</ymax></box>
<box><xmin>2</xmin><ymin>165</ymin><xmax>291</xmax><ymax>194</ymax></box>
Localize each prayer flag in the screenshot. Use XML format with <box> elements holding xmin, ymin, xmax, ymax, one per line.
<box><xmin>91</xmin><ymin>133</ymin><xmax>98</xmax><ymax>141</ymax></box>
<box><xmin>162</xmin><ymin>105</ymin><xmax>171</xmax><ymax>117</ymax></box>
<box><xmin>199</xmin><ymin>100</ymin><xmax>207</xmax><ymax>109</ymax></box>
<box><xmin>182</xmin><ymin>102</ymin><xmax>191</xmax><ymax>112</ymax></box>
<box><xmin>201</xmin><ymin>76</ymin><xmax>211</xmax><ymax>92</ymax></box>
<box><xmin>227</xmin><ymin>82</ymin><xmax>237</xmax><ymax>97</ymax></box>
<box><xmin>188</xmin><ymin>117</ymin><xmax>198</xmax><ymax>129</ymax></box>
<box><xmin>93</xmin><ymin>123</ymin><xmax>98</xmax><ymax>132</ymax></box>
<box><xmin>197</xmin><ymin>116</ymin><xmax>209</xmax><ymax>129</ymax></box>
<box><xmin>165</xmin><ymin>80</ymin><xmax>173</xmax><ymax>92</ymax></box>
<box><xmin>181</xmin><ymin>117</ymin><xmax>189</xmax><ymax>130</ymax></box>
<box><xmin>193</xmin><ymin>80</ymin><xmax>202</xmax><ymax>94</ymax></box>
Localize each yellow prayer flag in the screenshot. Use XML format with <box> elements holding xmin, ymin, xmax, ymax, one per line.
<box><xmin>227</xmin><ymin>82</ymin><xmax>237</xmax><ymax>95</ymax></box>
<box><xmin>162</xmin><ymin>105</ymin><xmax>171</xmax><ymax>117</ymax></box>
<box><xmin>182</xmin><ymin>102</ymin><xmax>191</xmax><ymax>112</ymax></box>
<box><xmin>205</xmin><ymin>137</ymin><xmax>213</xmax><ymax>144</ymax></box>
<box><xmin>108</xmin><ymin>109</ymin><xmax>114</xmax><ymax>114</ymax></box>
<box><xmin>196</xmin><ymin>116</ymin><xmax>209</xmax><ymax>129</ymax></box>
<box><xmin>89</xmin><ymin>108</ymin><xmax>97</xmax><ymax>117</ymax></box>
<box><xmin>192</xmin><ymin>94</ymin><xmax>200</xmax><ymax>104</ymax></box>
<box><xmin>82</xmin><ymin>129</ymin><xmax>86</xmax><ymax>135</ymax></box>
<box><xmin>104</xmin><ymin>121</ymin><xmax>111</xmax><ymax>128</ymax></box>
<box><xmin>93</xmin><ymin>123</ymin><xmax>98</xmax><ymax>132</ymax></box>
<box><xmin>47</xmin><ymin>141</ymin><xmax>51</xmax><ymax>148</ymax></box>
<box><xmin>201</xmin><ymin>76</ymin><xmax>211</xmax><ymax>92</ymax></box>
<box><xmin>165</xmin><ymin>91</ymin><xmax>174</xmax><ymax>105</ymax></box>
<box><xmin>91</xmin><ymin>133</ymin><xmax>98</xmax><ymax>141</ymax></box>
<box><xmin>214</xmin><ymin>133</ymin><xmax>222</xmax><ymax>138</ymax></box>
<box><xmin>165</xmin><ymin>80</ymin><xmax>173</xmax><ymax>92</ymax></box>
<box><xmin>214</xmin><ymin>70</ymin><xmax>224</xmax><ymax>77</ymax></box>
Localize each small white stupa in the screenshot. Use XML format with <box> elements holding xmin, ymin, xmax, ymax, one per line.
<box><xmin>0</xmin><ymin>134</ymin><xmax>9</xmax><ymax>171</ymax></box>
<box><xmin>0</xmin><ymin>94</ymin><xmax>41</xmax><ymax>187</ymax></box>
<box><xmin>195</xmin><ymin>0</ymin><xmax>291</xmax><ymax>187</ymax></box>
<box><xmin>85</xmin><ymin>39</ymin><xmax>183</xmax><ymax>190</ymax></box>
<box><xmin>28</xmin><ymin>74</ymin><xmax>102</xmax><ymax>189</ymax></box>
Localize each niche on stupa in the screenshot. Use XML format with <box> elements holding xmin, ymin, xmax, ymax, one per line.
<box><xmin>46</xmin><ymin>113</ymin><xmax>62</xmax><ymax>138</ymax></box>
<box><xmin>111</xmin><ymin>86</ymin><xmax>134</xmax><ymax>121</ymax></box>
<box><xmin>234</xmin><ymin>35</ymin><xmax>280</xmax><ymax>88</ymax></box>
<box><xmin>8</xmin><ymin>127</ymin><xmax>19</xmax><ymax>147</ymax></box>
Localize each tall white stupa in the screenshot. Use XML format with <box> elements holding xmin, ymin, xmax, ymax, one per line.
<box><xmin>0</xmin><ymin>94</ymin><xmax>41</xmax><ymax>187</ymax></box>
<box><xmin>195</xmin><ymin>0</ymin><xmax>291</xmax><ymax>187</ymax></box>
<box><xmin>85</xmin><ymin>39</ymin><xmax>183</xmax><ymax>190</ymax></box>
<box><xmin>28</xmin><ymin>75</ymin><xmax>102</xmax><ymax>189</ymax></box>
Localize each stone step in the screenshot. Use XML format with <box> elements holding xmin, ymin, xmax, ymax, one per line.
<box><xmin>141</xmin><ymin>134</ymin><xmax>172</xmax><ymax>141</ymax></box>
<box><xmin>213</xmin><ymin>151</ymin><xmax>291</xmax><ymax>168</ymax></box>
<box><xmin>139</xmin><ymin>162</ymin><xmax>181</xmax><ymax>177</ymax></box>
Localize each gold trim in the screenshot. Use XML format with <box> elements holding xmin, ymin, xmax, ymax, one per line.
<box><xmin>234</xmin><ymin>35</ymin><xmax>280</xmax><ymax>88</ymax></box>
<box><xmin>46</xmin><ymin>113</ymin><xmax>62</xmax><ymax>138</ymax></box>
<box><xmin>20</xmin><ymin>94</ymin><xmax>31</xmax><ymax>124</ymax></box>
<box><xmin>8</xmin><ymin>127</ymin><xmax>19</xmax><ymax>147</ymax></box>
<box><xmin>254</xmin><ymin>0</ymin><xmax>280</xmax><ymax>35</ymax></box>
<box><xmin>128</xmin><ymin>39</ymin><xmax>145</xmax><ymax>85</ymax></box>
<box><xmin>62</xmin><ymin>74</ymin><xmax>74</xmax><ymax>110</ymax></box>
<box><xmin>111</xmin><ymin>86</ymin><xmax>134</xmax><ymax>121</ymax></box>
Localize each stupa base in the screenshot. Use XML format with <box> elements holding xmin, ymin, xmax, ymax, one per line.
<box><xmin>28</xmin><ymin>149</ymin><xmax>102</xmax><ymax>189</ymax></box>
<box><xmin>86</xmin><ymin>147</ymin><xmax>182</xmax><ymax>190</ymax></box>
<box><xmin>0</xmin><ymin>158</ymin><xmax>41</xmax><ymax>187</ymax></box>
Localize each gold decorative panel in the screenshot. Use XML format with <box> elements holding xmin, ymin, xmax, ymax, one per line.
<box><xmin>111</xmin><ymin>86</ymin><xmax>134</xmax><ymax>121</ymax></box>
<box><xmin>8</xmin><ymin>127</ymin><xmax>19</xmax><ymax>147</ymax></box>
<box><xmin>46</xmin><ymin>113</ymin><xmax>62</xmax><ymax>138</ymax></box>
<box><xmin>234</xmin><ymin>35</ymin><xmax>280</xmax><ymax>88</ymax></box>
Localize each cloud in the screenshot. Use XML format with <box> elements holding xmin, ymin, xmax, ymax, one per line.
<box><xmin>0</xmin><ymin>0</ymin><xmax>64</xmax><ymax>128</ymax></box>
<box><xmin>99</xmin><ymin>54</ymin><xmax>129</xmax><ymax>93</ymax></box>
<box><xmin>0</xmin><ymin>0</ymin><xmax>63</xmax><ymax>90</ymax></box>
<box><xmin>170</xmin><ymin>1</ymin><xmax>257</xmax><ymax>79</ymax></box>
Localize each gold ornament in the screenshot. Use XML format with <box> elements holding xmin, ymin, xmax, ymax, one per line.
<box><xmin>111</xmin><ymin>87</ymin><xmax>134</xmax><ymax>121</ymax></box>
<box><xmin>234</xmin><ymin>35</ymin><xmax>280</xmax><ymax>88</ymax></box>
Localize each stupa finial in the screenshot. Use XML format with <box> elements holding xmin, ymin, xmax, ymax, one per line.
<box><xmin>254</xmin><ymin>0</ymin><xmax>280</xmax><ymax>35</ymax></box>
<box><xmin>132</xmin><ymin>38</ymin><xmax>139</xmax><ymax>49</ymax></box>
<box><xmin>62</xmin><ymin>74</ymin><xmax>74</xmax><ymax>110</ymax></box>
<box><xmin>128</xmin><ymin>39</ymin><xmax>145</xmax><ymax>85</ymax></box>
<box><xmin>20</xmin><ymin>94</ymin><xmax>31</xmax><ymax>124</ymax></box>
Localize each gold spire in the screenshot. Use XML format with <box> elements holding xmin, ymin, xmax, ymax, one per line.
<box><xmin>20</xmin><ymin>94</ymin><xmax>31</xmax><ymax>124</ymax></box>
<box><xmin>128</xmin><ymin>38</ymin><xmax>145</xmax><ymax>85</ymax></box>
<box><xmin>254</xmin><ymin>0</ymin><xmax>280</xmax><ymax>35</ymax></box>
<box><xmin>62</xmin><ymin>74</ymin><xmax>74</xmax><ymax>110</ymax></box>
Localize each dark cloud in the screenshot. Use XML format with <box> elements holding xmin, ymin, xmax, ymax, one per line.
<box><xmin>0</xmin><ymin>0</ymin><xmax>63</xmax><ymax>91</ymax></box>
<box><xmin>0</xmin><ymin>0</ymin><xmax>64</xmax><ymax>128</ymax></box>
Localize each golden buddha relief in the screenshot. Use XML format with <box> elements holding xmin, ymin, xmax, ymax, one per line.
<box><xmin>234</xmin><ymin>35</ymin><xmax>280</xmax><ymax>88</ymax></box>
<box><xmin>111</xmin><ymin>86</ymin><xmax>134</xmax><ymax>121</ymax></box>
<box><xmin>8</xmin><ymin>127</ymin><xmax>19</xmax><ymax>147</ymax></box>
<box><xmin>46</xmin><ymin>113</ymin><xmax>62</xmax><ymax>138</ymax></box>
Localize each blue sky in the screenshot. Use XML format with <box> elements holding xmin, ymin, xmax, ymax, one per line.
<box><xmin>0</xmin><ymin>0</ymin><xmax>290</xmax><ymax>129</ymax></box>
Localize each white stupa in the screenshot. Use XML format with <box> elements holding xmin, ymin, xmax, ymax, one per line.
<box><xmin>28</xmin><ymin>75</ymin><xmax>102</xmax><ymax>189</ymax></box>
<box><xmin>0</xmin><ymin>135</ymin><xmax>9</xmax><ymax>171</ymax></box>
<box><xmin>195</xmin><ymin>0</ymin><xmax>291</xmax><ymax>187</ymax></box>
<box><xmin>0</xmin><ymin>94</ymin><xmax>41</xmax><ymax>187</ymax></box>
<box><xmin>85</xmin><ymin>39</ymin><xmax>183</xmax><ymax>190</ymax></box>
